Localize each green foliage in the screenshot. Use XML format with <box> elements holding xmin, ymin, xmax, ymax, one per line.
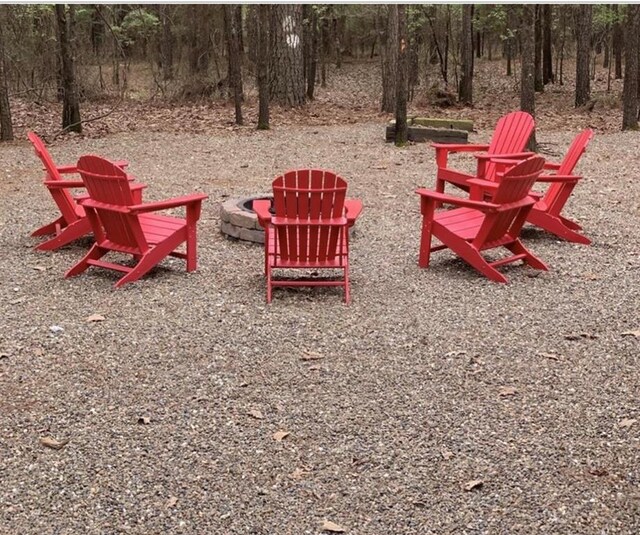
<box><xmin>117</xmin><ymin>8</ymin><xmax>159</xmax><ymax>48</ymax></box>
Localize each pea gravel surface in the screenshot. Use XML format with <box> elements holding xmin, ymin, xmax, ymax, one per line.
<box><xmin>1</xmin><ymin>124</ymin><xmax>639</xmax><ymax>534</ymax></box>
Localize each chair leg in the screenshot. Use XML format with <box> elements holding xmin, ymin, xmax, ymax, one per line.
<box><xmin>343</xmin><ymin>263</ymin><xmax>350</xmax><ymax>304</ymax></box>
<box><xmin>186</xmin><ymin>225</ymin><xmax>197</xmax><ymax>272</ymax></box>
<box><xmin>418</xmin><ymin>216</ymin><xmax>434</xmax><ymax>268</ymax></box>
<box><xmin>559</xmin><ymin>214</ymin><xmax>583</xmax><ymax>231</ymax></box>
<box><xmin>32</xmin><ymin>216</ymin><xmax>65</xmax><ymax>237</ymax></box>
<box><xmin>505</xmin><ymin>239</ymin><xmax>549</xmax><ymax>271</ymax></box>
<box><xmin>115</xmin><ymin>238</ymin><xmax>181</xmax><ymax>288</ymax></box>
<box><xmin>65</xmin><ymin>244</ymin><xmax>107</xmax><ymax>278</ymax></box>
<box><xmin>36</xmin><ymin>219</ymin><xmax>92</xmax><ymax>251</ymax></box>
<box><xmin>266</xmin><ymin>263</ymin><xmax>273</xmax><ymax>303</ymax></box>
<box><xmin>528</xmin><ymin>211</ymin><xmax>591</xmax><ymax>245</ymax></box>
<box><xmin>453</xmin><ymin>240</ymin><xmax>508</xmax><ymax>283</ymax></box>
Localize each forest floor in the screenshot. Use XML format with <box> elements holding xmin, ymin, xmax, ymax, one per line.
<box><xmin>1</xmin><ymin>59</ymin><xmax>639</xmax><ymax>534</ymax></box>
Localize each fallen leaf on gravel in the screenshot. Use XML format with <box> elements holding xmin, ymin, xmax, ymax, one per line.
<box><xmin>619</xmin><ymin>418</ymin><xmax>637</xmax><ymax>428</ymax></box>
<box><xmin>166</xmin><ymin>496</ymin><xmax>178</xmax><ymax>508</ymax></box>
<box><xmin>588</xmin><ymin>467</ymin><xmax>608</xmax><ymax>477</ymax></box>
<box><xmin>499</xmin><ymin>386</ymin><xmax>517</xmax><ymax>397</ymax></box>
<box><xmin>40</xmin><ymin>436</ymin><xmax>69</xmax><ymax>450</ymax></box>
<box><xmin>539</xmin><ymin>352</ymin><xmax>560</xmax><ymax>361</ymax></box>
<box><xmin>441</xmin><ymin>448</ymin><xmax>454</xmax><ymax>460</ymax></box>
<box><xmin>290</xmin><ymin>467</ymin><xmax>310</xmax><ymax>479</ymax></box>
<box><xmin>463</xmin><ymin>479</ymin><xmax>484</xmax><ymax>491</ymax></box>
<box><xmin>322</xmin><ymin>520</ymin><xmax>346</xmax><ymax>532</ymax></box>
<box><xmin>31</xmin><ymin>265</ymin><xmax>46</xmax><ymax>271</ymax></box>
<box><xmin>580</xmin><ymin>333</ymin><xmax>598</xmax><ymax>339</ymax></box>
<box><xmin>248</xmin><ymin>410</ymin><xmax>264</xmax><ymax>420</ymax></box>
<box><xmin>300</xmin><ymin>350</ymin><xmax>324</xmax><ymax>361</ymax></box>
<box><xmin>445</xmin><ymin>350</ymin><xmax>467</xmax><ymax>357</ymax></box>
<box><xmin>582</xmin><ymin>273</ymin><xmax>602</xmax><ymax>281</ymax></box>
<box><xmin>273</xmin><ymin>430</ymin><xmax>290</xmax><ymax>441</ymax></box>
<box><xmin>49</xmin><ymin>325</ymin><xmax>64</xmax><ymax>334</ymax></box>
<box><xmin>138</xmin><ymin>416</ymin><xmax>151</xmax><ymax>425</ymax></box>
<box><xmin>371</xmin><ymin>165</ymin><xmax>388</xmax><ymax>170</ymax></box>
<box><xmin>86</xmin><ymin>314</ymin><xmax>106</xmax><ymax>322</ymax></box>
<box><xmin>621</xmin><ymin>329</ymin><xmax>640</xmax><ymax>338</ymax></box>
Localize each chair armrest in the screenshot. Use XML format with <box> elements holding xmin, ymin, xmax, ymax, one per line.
<box><xmin>79</xmin><ymin>198</ymin><xmax>131</xmax><ymax>213</ymax></box>
<box><xmin>536</xmin><ymin>174</ymin><xmax>581</xmax><ymax>183</ymax></box>
<box><xmin>113</xmin><ymin>160</ymin><xmax>129</xmax><ymax>169</ymax></box>
<box><xmin>543</xmin><ymin>161</ymin><xmax>562</xmax><ymax>171</ymax></box>
<box><xmin>57</xmin><ymin>165</ymin><xmax>78</xmax><ymax>174</ymax></box>
<box><xmin>345</xmin><ymin>198</ymin><xmax>363</xmax><ymax>227</ymax></box>
<box><xmin>130</xmin><ymin>183</ymin><xmax>147</xmax><ymax>191</ymax></box>
<box><xmin>129</xmin><ymin>193</ymin><xmax>208</xmax><ymax>213</ymax></box>
<box><xmin>253</xmin><ymin>200</ymin><xmax>272</xmax><ymax>227</ymax></box>
<box><xmin>416</xmin><ymin>188</ymin><xmax>498</xmax><ymax>210</ymax></box>
<box><xmin>44</xmin><ymin>180</ymin><xmax>85</xmax><ymax>188</ymax></box>
<box><xmin>432</xmin><ymin>143</ymin><xmax>490</xmax><ymax>169</ymax></box>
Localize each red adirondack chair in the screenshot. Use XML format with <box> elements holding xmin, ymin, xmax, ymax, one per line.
<box><xmin>66</xmin><ymin>155</ymin><xmax>208</xmax><ymax>288</ymax></box>
<box><xmin>482</xmin><ymin>129</ymin><xmax>594</xmax><ymax>244</ymax></box>
<box><xmin>28</xmin><ymin>132</ymin><xmax>134</xmax><ymax>251</ymax></box>
<box><xmin>254</xmin><ymin>169</ymin><xmax>363</xmax><ymax>303</ymax></box>
<box><xmin>416</xmin><ymin>156</ymin><xmax>547</xmax><ymax>283</ymax></box>
<box><xmin>432</xmin><ymin>111</ymin><xmax>535</xmax><ymax>194</ymax></box>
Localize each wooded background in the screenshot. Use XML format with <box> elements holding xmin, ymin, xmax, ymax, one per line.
<box><xmin>0</xmin><ymin>4</ymin><xmax>638</xmax><ymax>142</ymax></box>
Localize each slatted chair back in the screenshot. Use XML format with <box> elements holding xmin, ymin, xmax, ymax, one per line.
<box><xmin>28</xmin><ymin>132</ymin><xmax>79</xmax><ymax>223</ymax></box>
<box><xmin>272</xmin><ymin>169</ymin><xmax>347</xmax><ymax>263</ymax></box>
<box><xmin>484</xmin><ymin>111</ymin><xmax>535</xmax><ymax>181</ymax></box>
<box><xmin>544</xmin><ymin>128</ymin><xmax>593</xmax><ymax>215</ymax></box>
<box><xmin>77</xmin><ymin>155</ymin><xmax>148</xmax><ymax>254</ymax></box>
<box><xmin>475</xmin><ymin>156</ymin><xmax>545</xmax><ymax>247</ymax></box>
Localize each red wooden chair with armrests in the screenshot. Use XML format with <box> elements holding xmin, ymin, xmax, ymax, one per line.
<box><xmin>416</xmin><ymin>156</ymin><xmax>547</xmax><ymax>283</ymax></box>
<box><xmin>432</xmin><ymin>111</ymin><xmax>535</xmax><ymax>194</ymax></box>
<box><xmin>485</xmin><ymin>129</ymin><xmax>594</xmax><ymax>244</ymax></box>
<box><xmin>28</xmin><ymin>132</ymin><xmax>137</xmax><ymax>251</ymax></box>
<box><xmin>66</xmin><ymin>155</ymin><xmax>208</xmax><ymax>288</ymax></box>
<box><xmin>254</xmin><ymin>169</ymin><xmax>363</xmax><ymax>303</ymax></box>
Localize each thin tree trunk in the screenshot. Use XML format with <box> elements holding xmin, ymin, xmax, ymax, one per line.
<box><xmin>613</xmin><ymin>5</ymin><xmax>623</xmax><ymax>79</ymax></box>
<box><xmin>534</xmin><ymin>5</ymin><xmax>544</xmax><ymax>91</ymax></box>
<box><xmin>306</xmin><ymin>8</ymin><xmax>318</xmax><ymax>100</ymax></box>
<box><xmin>520</xmin><ymin>5</ymin><xmax>536</xmax><ymax>150</ymax></box>
<box><xmin>394</xmin><ymin>5</ymin><xmax>408</xmax><ymax>146</ymax></box>
<box><xmin>458</xmin><ymin>4</ymin><xmax>473</xmax><ymax>105</ymax></box>
<box><xmin>55</xmin><ymin>4</ymin><xmax>81</xmax><ymax>133</ymax></box>
<box><xmin>542</xmin><ymin>5</ymin><xmax>553</xmax><ymax>84</ymax></box>
<box><xmin>574</xmin><ymin>5</ymin><xmax>592</xmax><ymax>107</ymax></box>
<box><xmin>0</xmin><ymin>5</ymin><xmax>13</xmax><ymax>141</ymax></box>
<box><xmin>257</xmin><ymin>4</ymin><xmax>270</xmax><ymax>129</ymax></box>
<box><xmin>224</xmin><ymin>5</ymin><xmax>243</xmax><ymax>125</ymax></box>
<box><xmin>320</xmin><ymin>16</ymin><xmax>329</xmax><ymax>87</ymax></box>
<box><xmin>380</xmin><ymin>5</ymin><xmax>398</xmax><ymax>113</ymax></box>
<box><xmin>159</xmin><ymin>5</ymin><xmax>174</xmax><ymax>81</ymax></box>
<box><xmin>622</xmin><ymin>5</ymin><xmax>640</xmax><ymax>130</ymax></box>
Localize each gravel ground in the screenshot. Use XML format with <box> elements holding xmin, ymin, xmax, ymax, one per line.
<box><xmin>0</xmin><ymin>124</ymin><xmax>639</xmax><ymax>534</ymax></box>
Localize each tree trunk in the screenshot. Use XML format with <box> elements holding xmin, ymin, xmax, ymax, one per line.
<box><xmin>380</xmin><ymin>5</ymin><xmax>398</xmax><ymax>113</ymax></box>
<box><xmin>574</xmin><ymin>5</ymin><xmax>592</xmax><ymax>108</ymax></box>
<box><xmin>188</xmin><ymin>5</ymin><xmax>211</xmax><ymax>77</ymax></box>
<box><xmin>506</xmin><ymin>6</ymin><xmax>515</xmax><ymax>76</ymax></box>
<box><xmin>534</xmin><ymin>5</ymin><xmax>544</xmax><ymax>92</ymax></box>
<box><xmin>520</xmin><ymin>5</ymin><xmax>536</xmax><ymax>150</ymax></box>
<box><xmin>306</xmin><ymin>7</ymin><xmax>318</xmax><ymax>100</ymax></box>
<box><xmin>269</xmin><ymin>5</ymin><xmax>305</xmax><ymax>107</ymax></box>
<box><xmin>159</xmin><ymin>5</ymin><xmax>174</xmax><ymax>81</ymax></box>
<box><xmin>0</xmin><ymin>5</ymin><xmax>13</xmax><ymax>141</ymax></box>
<box><xmin>257</xmin><ymin>4</ymin><xmax>270</xmax><ymax>129</ymax></box>
<box><xmin>622</xmin><ymin>5</ymin><xmax>640</xmax><ymax>130</ymax></box>
<box><xmin>613</xmin><ymin>5</ymin><xmax>623</xmax><ymax>79</ymax></box>
<box><xmin>542</xmin><ymin>5</ymin><xmax>553</xmax><ymax>84</ymax></box>
<box><xmin>459</xmin><ymin>4</ymin><xmax>473</xmax><ymax>105</ymax></box>
<box><xmin>224</xmin><ymin>5</ymin><xmax>243</xmax><ymax>125</ymax></box>
<box><xmin>320</xmin><ymin>16</ymin><xmax>329</xmax><ymax>87</ymax></box>
<box><xmin>394</xmin><ymin>5</ymin><xmax>408</xmax><ymax>146</ymax></box>
<box><xmin>55</xmin><ymin>5</ymin><xmax>81</xmax><ymax>133</ymax></box>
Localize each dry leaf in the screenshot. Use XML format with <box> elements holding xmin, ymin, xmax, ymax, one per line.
<box><xmin>86</xmin><ymin>314</ymin><xmax>106</xmax><ymax>323</ymax></box>
<box><xmin>441</xmin><ymin>448</ymin><xmax>454</xmax><ymax>460</ymax></box>
<box><xmin>31</xmin><ymin>265</ymin><xmax>46</xmax><ymax>272</ymax></box>
<box><xmin>539</xmin><ymin>352</ymin><xmax>560</xmax><ymax>361</ymax></box>
<box><xmin>588</xmin><ymin>467</ymin><xmax>608</xmax><ymax>477</ymax></box>
<box><xmin>272</xmin><ymin>430</ymin><xmax>290</xmax><ymax>442</ymax></box>
<box><xmin>248</xmin><ymin>410</ymin><xmax>264</xmax><ymax>420</ymax></box>
<box><xmin>40</xmin><ymin>436</ymin><xmax>69</xmax><ymax>450</ymax></box>
<box><xmin>621</xmin><ymin>329</ymin><xmax>640</xmax><ymax>338</ymax></box>
<box><xmin>619</xmin><ymin>418</ymin><xmax>637</xmax><ymax>429</ymax></box>
<box><xmin>138</xmin><ymin>416</ymin><xmax>151</xmax><ymax>425</ymax></box>
<box><xmin>463</xmin><ymin>479</ymin><xmax>484</xmax><ymax>492</ymax></box>
<box><xmin>322</xmin><ymin>520</ymin><xmax>346</xmax><ymax>533</ymax></box>
<box><xmin>166</xmin><ymin>496</ymin><xmax>178</xmax><ymax>508</ymax></box>
<box><xmin>300</xmin><ymin>350</ymin><xmax>324</xmax><ymax>361</ymax></box>
<box><xmin>290</xmin><ymin>467</ymin><xmax>309</xmax><ymax>480</ymax></box>
<box><xmin>499</xmin><ymin>386</ymin><xmax>517</xmax><ymax>397</ymax></box>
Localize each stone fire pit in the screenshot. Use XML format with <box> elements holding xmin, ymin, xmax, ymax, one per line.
<box><xmin>220</xmin><ymin>195</ymin><xmax>272</xmax><ymax>244</ymax></box>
